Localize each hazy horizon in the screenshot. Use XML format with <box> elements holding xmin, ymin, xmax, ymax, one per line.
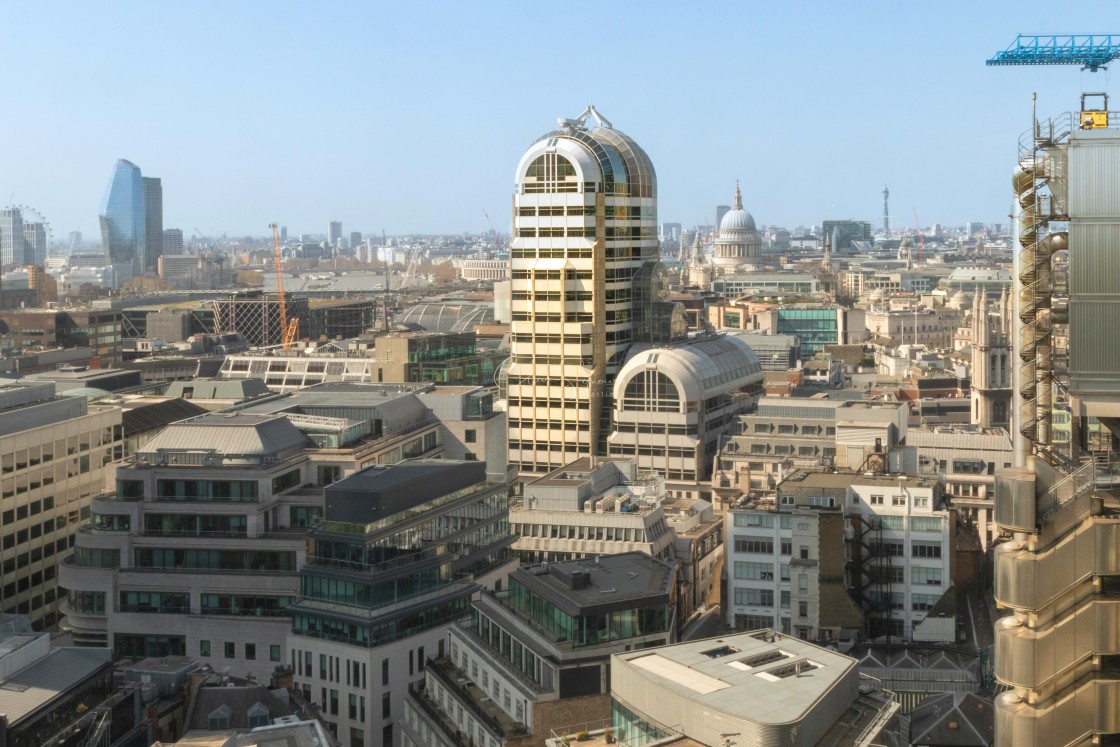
<box><xmin>3</xmin><ymin>1</ymin><xmax>1118</xmax><ymax>239</ymax></box>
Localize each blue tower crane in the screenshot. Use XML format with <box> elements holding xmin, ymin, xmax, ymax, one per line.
<box><xmin>987</xmin><ymin>34</ymin><xmax>1120</xmax><ymax>72</ymax></box>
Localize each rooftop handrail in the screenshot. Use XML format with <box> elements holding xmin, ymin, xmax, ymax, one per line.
<box><xmin>1038</xmin><ymin>459</ymin><xmax>1096</xmax><ymax>524</ymax></box>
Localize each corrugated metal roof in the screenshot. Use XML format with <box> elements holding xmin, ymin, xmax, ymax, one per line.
<box><xmin>121</xmin><ymin>398</ymin><xmax>208</xmax><ymax>437</ymax></box>
<box><xmin>166</xmin><ymin>379</ymin><xmax>272</xmax><ymax>400</ymax></box>
<box><xmin>137</xmin><ymin>413</ymin><xmax>308</xmax><ymax>457</ymax></box>
<box><xmin>907</xmin><ymin>428</ymin><xmax>1012</xmax><ymax>452</ymax></box>
<box><xmin>0</xmin><ymin>648</ymin><xmax>113</xmax><ymax>726</ymax></box>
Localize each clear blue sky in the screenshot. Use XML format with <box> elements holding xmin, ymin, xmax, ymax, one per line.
<box><xmin>3</xmin><ymin>1</ymin><xmax>1118</xmax><ymax>239</ymax></box>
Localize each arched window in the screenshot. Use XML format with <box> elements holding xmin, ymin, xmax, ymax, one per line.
<box><xmin>524</xmin><ymin>154</ymin><xmax>579</xmax><ymax>193</ymax></box>
<box><xmin>622</xmin><ymin>371</ymin><xmax>680</xmax><ymax>412</ymax></box>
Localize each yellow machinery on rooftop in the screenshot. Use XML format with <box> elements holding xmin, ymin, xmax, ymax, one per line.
<box><xmin>1079</xmin><ymin>92</ymin><xmax>1109</xmax><ymax>129</ymax></box>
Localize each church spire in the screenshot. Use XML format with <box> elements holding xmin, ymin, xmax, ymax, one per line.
<box><xmin>733</xmin><ymin>180</ymin><xmax>743</xmax><ymax>211</ymax></box>
<box><xmin>692</xmin><ymin>229</ymin><xmax>705</xmax><ymax>265</ymax></box>
<box><xmin>999</xmin><ymin>287</ymin><xmax>1010</xmax><ymax>338</ymax></box>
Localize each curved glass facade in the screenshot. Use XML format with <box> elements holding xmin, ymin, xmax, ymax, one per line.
<box><xmin>99</xmin><ymin>159</ymin><xmax>145</xmax><ymax>285</ymax></box>
<box><xmin>393</xmin><ymin>302</ymin><xmax>495</xmax><ymax>333</ymax></box>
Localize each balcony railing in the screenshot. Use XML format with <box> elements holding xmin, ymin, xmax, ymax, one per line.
<box><xmin>308</xmin><ymin>420</ymin><xmax>436</xmax><ymax>455</ymax></box>
<box><xmin>426</xmin><ymin>656</ymin><xmax>529</xmax><ymax>738</ymax></box>
<box><xmin>290</xmin><ymin>580</ymin><xmax>474</xmax><ymax>620</ymax></box>
<box><xmin>304</xmin><ymin>548</ymin><xmax>435</xmax><ymax>575</ymax></box>
<box><xmin>452</xmin><ymin>620</ymin><xmax>547</xmax><ymax>694</ymax></box>
<box><xmin>1038</xmin><ymin>460</ymin><xmax>1095</xmax><ymax>524</ymax></box>
<box><xmin>91</xmin><ymin>491</ymin><xmax>140</xmax><ymax>503</ymax></box>
<box><xmin>118</xmin><ymin>604</ymin><xmax>190</xmax><ymax>615</ymax></box>
<box><xmin>196</xmin><ymin>606</ymin><xmax>291</xmax><ymax>618</ymax></box>
<box><xmin>408</xmin><ymin>683</ymin><xmax>472</xmax><ymax>747</ymax></box>
<box><xmin>119</xmin><ymin>564</ymin><xmax>298</xmax><ymax>576</ymax></box>
<box><xmin>852</xmin><ymin>674</ymin><xmax>899</xmax><ymax>746</ymax></box>
<box><xmin>141</xmin><ymin>528</ymin><xmax>249</xmax><ymax>539</ymax></box>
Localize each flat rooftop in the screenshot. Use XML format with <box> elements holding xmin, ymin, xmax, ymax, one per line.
<box><xmin>512</xmin><ymin>552</ymin><xmax>675</xmax><ymax>617</ymax></box>
<box><xmin>613</xmin><ymin>630</ymin><xmax>858</xmax><ymax>726</ymax></box>
<box><xmin>324</xmin><ymin>459</ymin><xmax>488</xmax><ymax>525</ymax></box>
<box><xmin>235</xmin><ymin>384</ymin><xmax>429</xmax><ymax>419</ymax></box>
<box><xmin>528</xmin><ymin>457</ymin><xmax>637</xmax><ymax>488</ymax></box>
<box><xmin>780</xmin><ymin>470</ymin><xmax>932</xmax><ymax>490</ymax></box>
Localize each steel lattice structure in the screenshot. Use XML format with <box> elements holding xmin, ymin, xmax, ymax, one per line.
<box><xmin>987</xmin><ymin>34</ymin><xmax>1120</xmax><ymax>71</ymax></box>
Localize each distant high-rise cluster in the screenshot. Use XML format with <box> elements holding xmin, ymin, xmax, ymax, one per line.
<box><xmin>98</xmin><ymin>159</ymin><xmax>164</xmax><ymax>285</ymax></box>
<box><xmin>0</xmin><ymin>208</ymin><xmax>24</xmax><ymax>265</ymax></box>
<box><xmin>1</xmin><ymin>207</ymin><xmax>48</xmax><ymax>266</ymax></box>
<box><xmin>162</xmin><ymin>228</ymin><xmax>184</xmax><ymax>255</ymax></box>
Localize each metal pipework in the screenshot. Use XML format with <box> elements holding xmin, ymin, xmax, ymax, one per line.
<box><xmin>1015</xmin><ymin>157</ymin><xmax>1040</xmax><ymax>452</ymax></box>
<box><xmin>1013</xmin><ymin>147</ymin><xmax>1065</xmax><ymax>458</ymax></box>
<box><xmin>1010</xmin><ymin>200</ymin><xmax>1029</xmax><ymax>468</ymax></box>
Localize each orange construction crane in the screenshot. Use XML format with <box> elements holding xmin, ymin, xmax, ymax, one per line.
<box><xmin>270</xmin><ymin>222</ymin><xmax>299</xmax><ymax>349</ymax></box>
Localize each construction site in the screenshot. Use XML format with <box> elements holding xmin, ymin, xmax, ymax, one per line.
<box><xmin>209</xmin><ymin>291</ymin><xmax>376</xmax><ymax>347</ymax></box>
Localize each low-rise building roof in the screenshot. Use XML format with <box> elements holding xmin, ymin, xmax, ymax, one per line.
<box><xmin>610</xmin><ymin>630</ymin><xmax>888</xmax><ymax>745</ymax></box>
<box><xmin>512</xmin><ymin>552</ymin><xmax>676</xmax><ymax>617</ymax></box>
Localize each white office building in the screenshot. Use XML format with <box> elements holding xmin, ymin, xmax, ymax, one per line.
<box><xmin>725</xmin><ymin>472</ymin><xmax>954</xmax><ymax>642</ymax></box>
<box><xmin>509</xmin><ymin>457</ymin><xmax>675</xmax><ymax>564</ymax></box>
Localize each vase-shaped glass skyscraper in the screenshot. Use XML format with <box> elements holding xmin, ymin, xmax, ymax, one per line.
<box><xmin>508</xmin><ymin>106</ymin><xmax>674</xmax><ymax>476</ymax></box>
<box><xmin>99</xmin><ymin>159</ymin><xmax>145</xmax><ymax>286</ymax></box>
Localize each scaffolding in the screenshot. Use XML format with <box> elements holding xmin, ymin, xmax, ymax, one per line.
<box><xmin>305</xmin><ymin>299</ymin><xmax>377</xmax><ymax>341</ymax></box>
<box><xmin>211</xmin><ymin>291</ymin><xmax>310</xmax><ymax>347</ymax></box>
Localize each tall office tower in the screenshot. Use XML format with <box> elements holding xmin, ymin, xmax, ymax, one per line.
<box><xmin>68</xmin><ymin>231</ymin><xmax>82</xmax><ymax>252</ymax></box>
<box><xmin>714</xmin><ymin>204</ymin><xmax>731</xmax><ymax>233</ymax></box>
<box><xmin>882</xmin><ymin>185</ymin><xmax>890</xmax><ymax>234</ymax></box>
<box><xmin>142</xmin><ymin>176</ymin><xmax>163</xmax><ymax>274</ymax></box>
<box><xmin>327</xmin><ymin>221</ymin><xmax>342</xmax><ymax>247</ymax></box>
<box><xmin>0</xmin><ymin>208</ymin><xmax>26</xmax><ymax>265</ymax></box>
<box><xmin>993</xmin><ymin>105</ymin><xmax>1120</xmax><ymax>745</ymax></box>
<box><xmin>162</xmin><ymin>228</ymin><xmax>184</xmax><ymax>254</ymax></box>
<box><xmin>280</xmin><ymin>225</ymin><xmax>287</xmax><ymax>243</ymax></box>
<box><xmin>23</xmin><ymin>222</ymin><xmax>47</xmax><ymax>266</ymax></box>
<box><xmin>508</xmin><ymin>106</ymin><xmax>671</xmax><ymax>475</ymax></box>
<box><xmin>98</xmin><ymin>159</ymin><xmax>145</xmax><ymax>286</ymax></box>
<box><xmin>349</xmin><ymin>231</ymin><xmax>362</xmax><ymax>250</ymax></box>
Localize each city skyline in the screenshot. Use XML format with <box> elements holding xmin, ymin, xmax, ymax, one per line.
<box><xmin>1</xmin><ymin>2</ymin><xmax>1118</xmax><ymax>238</ymax></box>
